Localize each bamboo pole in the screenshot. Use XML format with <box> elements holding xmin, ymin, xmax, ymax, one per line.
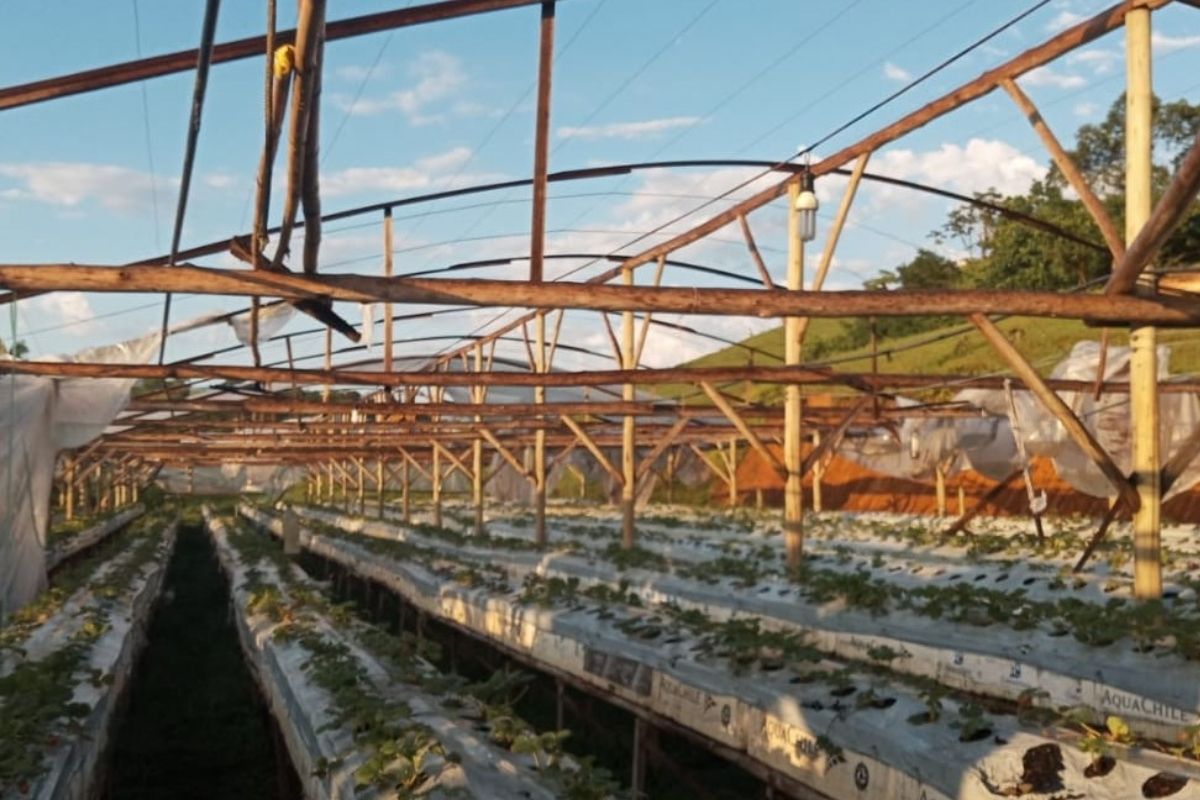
<box><xmin>1126</xmin><ymin>5</ymin><xmax>1161</xmax><ymax>600</ymax></box>
<box><xmin>621</xmin><ymin>266</ymin><xmax>636</xmax><ymax>549</ymax></box>
<box><xmin>784</xmin><ymin>182</ymin><xmax>804</xmax><ymax>573</ymax></box>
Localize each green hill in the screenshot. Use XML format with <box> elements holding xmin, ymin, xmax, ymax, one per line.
<box><xmin>677</xmin><ymin>316</ymin><xmax>1200</xmax><ymax>404</ymax></box>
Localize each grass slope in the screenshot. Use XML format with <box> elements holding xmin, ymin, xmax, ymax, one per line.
<box><xmin>674</xmin><ymin>317</ymin><xmax>1200</xmax><ymax>403</ymax></box>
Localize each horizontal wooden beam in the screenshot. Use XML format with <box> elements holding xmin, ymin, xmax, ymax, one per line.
<box><xmin>17</xmin><ymin>358</ymin><xmax>1200</xmax><ymax>394</ymax></box>
<box><xmin>4</xmin><ymin>264</ymin><xmax>1200</xmax><ymax>324</ymax></box>
<box><xmin>0</xmin><ymin>0</ymin><xmax>544</xmax><ymax>111</ymax></box>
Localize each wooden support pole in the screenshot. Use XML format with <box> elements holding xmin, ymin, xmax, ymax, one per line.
<box><xmin>480</xmin><ymin>428</ymin><xmax>536</xmax><ymax>483</ymax></box>
<box><xmin>784</xmin><ymin>181</ymin><xmax>804</xmax><ymax>574</ymax></box>
<box><xmin>737</xmin><ymin>214</ymin><xmax>776</xmax><ymax>289</ymax></box>
<box><xmin>1074</xmin><ymin>500</ymin><xmax>1123</xmax><ymax>573</ymax></box>
<box><xmin>65</xmin><ymin>457</ymin><xmax>76</xmax><ymax>521</ymax></box>
<box><xmin>700</xmin><ymin>382</ymin><xmax>785</xmax><ymax>475</ymax></box>
<box><xmin>632</xmin><ymin>718</ymin><xmax>647</xmax><ymax>800</ymax></box>
<box><xmin>796</xmin><ymin>151</ymin><xmax>871</xmax><ymax>350</ymax></box>
<box><xmin>1126</xmin><ymin>5</ymin><xmax>1161</xmax><ymax>600</ymax></box>
<box><xmin>341</xmin><ymin>458</ymin><xmax>349</xmax><ymax>508</ymax></box>
<box><xmin>383</xmin><ymin>208</ymin><xmax>394</xmax><ymax>372</ymax></box>
<box><xmin>473</xmin><ymin>343</ymin><xmax>485</xmax><ymax>536</ymax></box>
<box><xmin>621</xmin><ymin>265</ymin><xmax>637</xmax><ymax>549</ymax></box>
<box><xmin>325</xmin><ymin>461</ymin><xmax>334</xmax><ymax>503</ymax></box>
<box><xmin>957</xmin><ymin>484</ymin><xmax>965</xmax><ymax>517</ymax></box>
<box><xmin>726</xmin><ymin>437</ymin><xmax>738</xmax><ymax>508</ymax></box>
<box><xmin>1000</xmin><ymin>77</ymin><xmax>1124</xmax><ymax>258</ymax></box>
<box><xmin>561</xmin><ymin>417</ymin><xmax>623</xmax><ymax>486</ymax></box>
<box><xmin>935</xmin><ymin>465</ymin><xmax>947</xmax><ymax>518</ymax></box>
<box><xmin>635</xmin><ymin>416</ymin><xmax>689</xmax><ymax>484</ymax></box>
<box><xmin>401</xmin><ymin>450</ymin><xmax>411</xmax><ymax>523</ymax></box>
<box><xmin>942</xmin><ymin>468</ymin><xmax>1023</xmax><ymax>538</ymax></box>
<box><xmin>528</xmin><ymin>0</ymin><xmax>554</xmax><ymax>283</ymax></box>
<box><xmin>357</xmin><ymin>456</ymin><xmax>366</xmax><ymax>514</ymax></box>
<box><xmin>811</xmin><ymin>430</ymin><xmax>823</xmax><ymax>514</ymax></box>
<box><xmin>535</xmin><ymin>311</ymin><xmax>547</xmax><ymax>546</ymax></box>
<box><xmin>432</xmin><ymin>440</ymin><xmax>443</xmax><ymax>528</ymax></box>
<box><xmin>970</xmin><ymin>313</ymin><xmax>1139</xmax><ymax>511</ymax></box>
<box><xmin>376</xmin><ymin>458</ymin><xmax>385</xmax><ymax>517</ymax></box>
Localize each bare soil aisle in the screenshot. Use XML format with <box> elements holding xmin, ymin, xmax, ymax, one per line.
<box><xmin>102</xmin><ymin>520</ymin><xmax>300</xmax><ymax>799</ymax></box>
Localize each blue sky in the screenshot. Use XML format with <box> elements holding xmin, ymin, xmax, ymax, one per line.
<box><xmin>3</xmin><ymin>0</ymin><xmax>1200</xmax><ymax>371</ymax></box>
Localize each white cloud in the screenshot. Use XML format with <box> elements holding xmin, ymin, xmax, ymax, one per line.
<box><xmin>882</xmin><ymin>62</ymin><xmax>911</xmax><ymax>82</ymax></box>
<box><xmin>0</xmin><ymin>162</ymin><xmax>174</xmax><ymax>213</ymax></box>
<box><xmin>204</xmin><ymin>172</ymin><xmax>238</xmax><ymax>190</ymax></box>
<box><xmin>1044</xmin><ymin>10</ymin><xmax>1084</xmax><ymax>33</ymax></box>
<box><xmin>1073</xmin><ymin>100</ymin><xmax>1099</xmax><ymax>117</ymax></box>
<box><xmin>557</xmin><ymin>116</ymin><xmax>702</xmax><ymax>141</ymax></box>
<box><xmin>1153</xmin><ymin>31</ymin><xmax>1200</xmax><ymax>53</ymax></box>
<box><xmin>321</xmin><ymin>147</ymin><xmax>505</xmax><ymax>197</ymax></box>
<box><xmin>873</xmin><ymin>138</ymin><xmax>1046</xmax><ymax>197</ymax></box>
<box><xmin>25</xmin><ymin>292</ymin><xmax>105</xmax><ymax>336</ymax></box>
<box><xmin>1021</xmin><ymin>65</ymin><xmax>1087</xmax><ymax>89</ymax></box>
<box><xmin>332</xmin><ymin>51</ymin><xmax>465</xmax><ymax>124</ymax></box>
<box><xmin>1066</xmin><ymin>48</ymin><xmax>1120</xmax><ymax>75</ymax></box>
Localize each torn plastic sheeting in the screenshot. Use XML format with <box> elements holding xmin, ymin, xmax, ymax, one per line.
<box><xmin>839</xmin><ymin>342</ymin><xmax>1200</xmax><ymax>501</ymax></box>
<box><xmin>247</xmin><ymin>508</ymin><xmax>1200</xmax><ymax>800</ymax></box>
<box><xmin>0</xmin><ymin>331</ymin><xmax>160</xmax><ymax>619</ymax></box>
<box><xmin>227</xmin><ymin>303</ymin><xmax>296</xmax><ymax>346</ymax></box>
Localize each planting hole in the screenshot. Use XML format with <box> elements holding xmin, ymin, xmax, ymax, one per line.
<box><xmin>1019</xmin><ymin>744</ymin><xmax>1064</xmax><ymax>793</ymax></box>
<box><xmin>1084</xmin><ymin>756</ymin><xmax>1116</xmax><ymax>778</ymax></box>
<box><xmin>1142</xmin><ymin>773</ymin><xmax>1188</xmax><ymax>798</ymax></box>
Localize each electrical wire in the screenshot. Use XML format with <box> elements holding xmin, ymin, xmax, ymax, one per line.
<box><xmin>131</xmin><ymin>0</ymin><xmax>162</xmax><ymax>250</ymax></box>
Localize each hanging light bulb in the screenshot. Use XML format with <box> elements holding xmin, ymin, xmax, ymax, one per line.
<box><xmin>794</xmin><ymin>166</ymin><xmax>818</xmax><ymax>242</ymax></box>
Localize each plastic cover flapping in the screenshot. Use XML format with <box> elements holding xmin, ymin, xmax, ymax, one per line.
<box><xmin>0</xmin><ymin>332</ymin><xmax>160</xmax><ymax>619</ymax></box>
<box><xmin>837</xmin><ymin>341</ymin><xmax>1200</xmax><ymax>500</ymax></box>
<box><xmin>227</xmin><ymin>303</ymin><xmax>295</xmax><ymax>345</ymax></box>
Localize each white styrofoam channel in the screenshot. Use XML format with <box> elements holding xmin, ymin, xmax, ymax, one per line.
<box><xmin>205</xmin><ymin>510</ymin><xmax>565</xmax><ymax>800</ymax></box>
<box><xmin>44</xmin><ymin>507</ymin><xmax>144</xmax><ymax>572</ymax></box>
<box><xmin>297</xmin><ymin>505</ymin><xmax>1200</xmax><ymax>744</ymax></box>
<box><xmin>246</xmin><ymin>506</ymin><xmax>1200</xmax><ymax>800</ymax></box>
<box><xmin>10</xmin><ymin>519</ymin><xmax>177</xmax><ymax>800</ymax></box>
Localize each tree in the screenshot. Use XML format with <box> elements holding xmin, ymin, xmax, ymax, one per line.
<box><xmin>937</xmin><ymin>93</ymin><xmax>1200</xmax><ymax>291</ymax></box>
<box><xmin>0</xmin><ymin>339</ymin><xmax>29</xmax><ymax>358</ymax></box>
